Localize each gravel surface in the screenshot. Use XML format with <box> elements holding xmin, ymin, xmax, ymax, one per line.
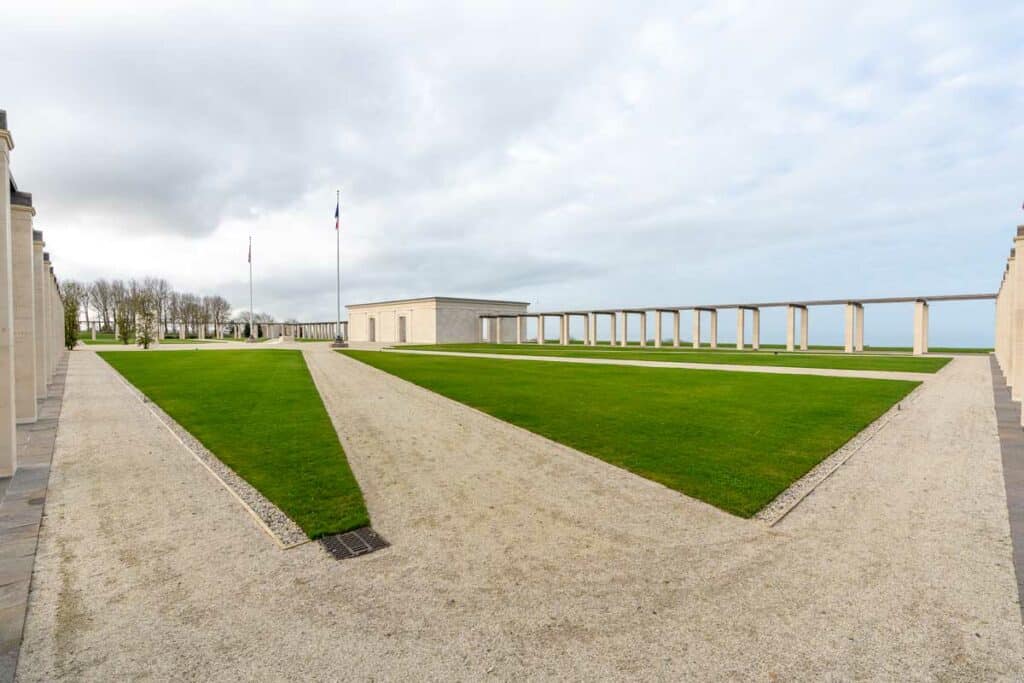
<box><xmin>15</xmin><ymin>349</ymin><xmax>1024</xmax><ymax>680</ymax></box>
<box><xmin>108</xmin><ymin>367</ymin><xmax>307</xmax><ymax>547</ymax></box>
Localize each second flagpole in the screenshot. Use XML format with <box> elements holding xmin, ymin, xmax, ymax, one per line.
<box><xmin>332</xmin><ymin>188</ymin><xmax>347</xmax><ymax>347</ymax></box>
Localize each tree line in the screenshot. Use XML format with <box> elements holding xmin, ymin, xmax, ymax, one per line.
<box><xmin>58</xmin><ymin>277</ymin><xmax>266</xmax><ymax>346</ymax></box>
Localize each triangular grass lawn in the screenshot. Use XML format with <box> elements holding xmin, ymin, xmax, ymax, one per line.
<box><xmin>100</xmin><ymin>350</ymin><xmax>368</xmax><ymax>538</ymax></box>
<box><xmin>342</xmin><ymin>350</ymin><xmax>918</xmax><ymax>517</ymax></box>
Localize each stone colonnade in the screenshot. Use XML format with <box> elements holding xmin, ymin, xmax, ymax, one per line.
<box><xmin>1</xmin><ymin>110</ymin><xmax>67</xmax><ymax>477</ymax></box>
<box><xmin>479</xmin><ymin>295</ymin><xmax>944</xmax><ymax>355</ymax></box>
<box><xmin>994</xmin><ymin>228</ymin><xmax>1024</xmax><ymax>416</ymax></box>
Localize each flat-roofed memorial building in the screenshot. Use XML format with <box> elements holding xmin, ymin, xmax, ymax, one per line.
<box><xmin>347</xmin><ymin>296</ymin><xmax>528</xmax><ymax>344</ymax></box>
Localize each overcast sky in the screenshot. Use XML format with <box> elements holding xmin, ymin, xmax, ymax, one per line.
<box><xmin>3</xmin><ymin>1</ymin><xmax>1022</xmax><ymax>345</ymax></box>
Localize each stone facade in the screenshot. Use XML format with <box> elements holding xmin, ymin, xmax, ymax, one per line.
<box><xmin>347</xmin><ymin>297</ymin><xmax>529</xmax><ymax>344</ymax></box>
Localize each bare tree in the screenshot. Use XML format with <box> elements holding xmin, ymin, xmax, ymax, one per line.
<box><xmin>90</xmin><ymin>279</ymin><xmax>114</xmax><ymax>332</ymax></box>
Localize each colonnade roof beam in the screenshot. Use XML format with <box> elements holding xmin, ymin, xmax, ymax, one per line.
<box><xmin>530</xmin><ymin>293</ymin><xmax>995</xmax><ymax>317</ymax></box>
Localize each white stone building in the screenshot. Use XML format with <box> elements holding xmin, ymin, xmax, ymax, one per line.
<box><xmin>346</xmin><ymin>296</ymin><xmax>529</xmax><ymax>344</ymax></box>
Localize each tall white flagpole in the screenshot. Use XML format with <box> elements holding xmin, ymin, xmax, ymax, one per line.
<box><xmin>333</xmin><ymin>188</ymin><xmax>347</xmax><ymax>347</ymax></box>
<box><xmin>248</xmin><ymin>234</ymin><xmax>255</xmax><ymax>342</ymax></box>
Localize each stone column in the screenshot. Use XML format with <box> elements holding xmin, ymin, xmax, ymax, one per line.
<box><xmin>560</xmin><ymin>314</ymin><xmax>569</xmax><ymax>345</ymax></box>
<box><xmin>913</xmin><ymin>300</ymin><xmax>930</xmax><ymax>356</ymax></box>
<box><xmin>41</xmin><ymin>254</ymin><xmax>52</xmax><ymax>384</ymax></box>
<box><xmin>854</xmin><ymin>304</ymin><xmax>865</xmax><ymax>352</ymax></box>
<box><xmin>581</xmin><ymin>314</ymin><xmax>589</xmax><ymax>346</ymax></box>
<box><xmin>799</xmin><ymin>307</ymin><xmax>809</xmax><ymax>351</ymax></box>
<box><xmin>639</xmin><ymin>312</ymin><xmax>647</xmax><ymax>348</ymax></box>
<box><xmin>537</xmin><ymin>315</ymin><xmax>544</xmax><ymax>345</ymax></box>
<box><xmin>752</xmin><ymin>308</ymin><xmax>760</xmax><ymax>351</ymax></box>
<box><xmin>692</xmin><ymin>310</ymin><xmax>701</xmax><ymax>349</ymax></box>
<box><xmin>709</xmin><ymin>309</ymin><xmax>718</xmax><ymax>349</ymax></box>
<box><xmin>587</xmin><ymin>312</ymin><xmax>595</xmax><ymax>346</ymax></box>
<box><xmin>1014</xmin><ymin>229</ymin><xmax>1024</xmax><ymax>401</ymax></box>
<box><xmin>609</xmin><ymin>313</ymin><xmax>617</xmax><ymax>346</ymax></box>
<box><xmin>654</xmin><ymin>312</ymin><xmax>662</xmax><ymax>348</ymax></box>
<box><xmin>50</xmin><ymin>273</ymin><xmax>59</xmax><ymax>367</ymax></box>
<box><xmin>32</xmin><ymin>232</ymin><xmax>46</xmax><ymax>397</ymax></box>
<box><xmin>620</xmin><ymin>312</ymin><xmax>628</xmax><ymax>347</ymax></box>
<box><xmin>0</xmin><ymin>114</ymin><xmax>15</xmax><ymax>476</ymax></box>
<box><xmin>10</xmin><ymin>192</ymin><xmax>36</xmax><ymax>422</ymax></box>
<box><xmin>786</xmin><ymin>305</ymin><xmax>796</xmax><ymax>352</ymax></box>
<box><xmin>91</xmin><ymin>324</ymin><xmax>97</xmax><ymax>340</ymax></box>
<box><xmin>672</xmin><ymin>311</ymin><xmax>680</xmax><ymax>347</ymax></box>
<box><xmin>844</xmin><ymin>303</ymin><xmax>855</xmax><ymax>353</ymax></box>
<box><xmin>735</xmin><ymin>309</ymin><xmax>744</xmax><ymax>350</ymax></box>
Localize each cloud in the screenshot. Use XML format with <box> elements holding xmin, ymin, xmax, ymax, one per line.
<box><xmin>2</xmin><ymin>0</ymin><xmax>1022</xmax><ymax>344</ymax></box>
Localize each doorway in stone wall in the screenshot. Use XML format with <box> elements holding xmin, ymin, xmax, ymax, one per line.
<box><xmin>368</xmin><ymin>317</ymin><xmax>376</xmax><ymax>342</ymax></box>
<box><xmin>398</xmin><ymin>316</ymin><xmax>407</xmax><ymax>343</ymax></box>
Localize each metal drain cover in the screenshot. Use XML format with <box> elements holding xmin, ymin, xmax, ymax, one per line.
<box><xmin>320</xmin><ymin>527</ymin><xmax>389</xmax><ymax>560</ymax></box>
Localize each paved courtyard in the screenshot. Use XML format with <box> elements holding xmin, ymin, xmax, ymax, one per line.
<box><xmin>12</xmin><ymin>349</ymin><xmax>1024</xmax><ymax>679</ymax></box>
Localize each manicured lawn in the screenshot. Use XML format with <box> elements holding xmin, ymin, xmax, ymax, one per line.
<box><xmin>100</xmin><ymin>350</ymin><xmax>368</xmax><ymax>537</ymax></box>
<box><xmin>342</xmin><ymin>350</ymin><xmax>918</xmax><ymax>517</ymax></box>
<box><xmin>398</xmin><ymin>343</ymin><xmax>952</xmax><ymax>373</ymax></box>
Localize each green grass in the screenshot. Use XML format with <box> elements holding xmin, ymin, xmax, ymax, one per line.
<box><xmin>100</xmin><ymin>350</ymin><xmax>368</xmax><ymax>538</ymax></box>
<box><xmin>398</xmin><ymin>343</ymin><xmax>952</xmax><ymax>373</ymax></box>
<box><xmin>342</xmin><ymin>350</ymin><xmax>917</xmax><ymax>517</ymax></box>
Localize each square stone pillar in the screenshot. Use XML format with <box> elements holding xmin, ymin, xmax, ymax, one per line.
<box><xmin>560</xmin><ymin>314</ymin><xmax>569</xmax><ymax>345</ymax></box>
<box><xmin>581</xmin><ymin>314</ymin><xmax>589</xmax><ymax>346</ymax></box>
<box><xmin>91</xmin><ymin>325</ymin><xmax>97</xmax><ymax>340</ymax></box>
<box><xmin>0</xmin><ymin>115</ymin><xmax>16</xmax><ymax>476</ymax></box>
<box><xmin>854</xmin><ymin>304</ymin><xmax>864</xmax><ymax>352</ymax></box>
<box><xmin>692</xmin><ymin>310</ymin><xmax>701</xmax><ymax>349</ymax></box>
<box><xmin>587</xmin><ymin>312</ymin><xmax>595</xmax><ymax>346</ymax></box>
<box><xmin>32</xmin><ymin>232</ymin><xmax>46</xmax><ymax>397</ymax></box>
<box><xmin>1014</xmin><ymin>229</ymin><xmax>1024</xmax><ymax>401</ymax></box>
<box><xmin>620</xmin><ymin>312</ymin><xmax>628</xmax><ymax>347</ymax></box>
<box><xmin>672</xmin><ymin>311</ymin><xmax>680</xmax><ymax>347</ymax></box>
<box><xmin>515</xmin><ymin>316</ymin><xmax>522</xmax><ymax>344</ymax></box>
<box><xmin>537</xmin><ymin>315</ymin><xmax>544</xmax><ymax>345</ymax></box>
<box><xmin>735</xmin><ymin>309</ymin><xmax>745</xmax><ymax>350</ymax></box>
<box><xmin>654</xmin><ymin>312</ymin><xmax>662</xmax><ymax>348</ymax></box>
<box><xmin>913</xmin><ymin>300</ymin><xmax>930</xmax><ymax>356</ymax></box>
<box><xmin>752</xmin><ymin>308</ymin><xmax>760</xmax><ymax>350</ymax></box>
<box><xmin>10</xmin><ymin>196</ymin><xmax>37</xmax><ymax>422</ymax></box>
<box><xmin>709</xmin><ymin>310</ymin><xmax>718</xmax><ymax>349</ymax></box>
<box><xmin>844</xmin><ymin>303</ymin><xmax>855</xmax><ymax>353</ymax></box>
<box><xmin>799</xmin><ymin>307</ymin><xmax>808</xmax><ymax>351</ymax></box>
<box><xmin>40</xmin><ymin>256</ymin><xmax>52</xmax><ymax>383</ymax></box>
<box><xmin>639</xmin><ymin>312</ymin><xmax>647</xmax><ymax>347</ymax></box>
<box><xmin>609</xmin><ymin>313</ymin><xmax>617</xmax><ymax>346</ymax></box>
<box><xmin>786</xmin><ymin>305</ymin><xmax>796</xmax><ymax>351</ymax></box>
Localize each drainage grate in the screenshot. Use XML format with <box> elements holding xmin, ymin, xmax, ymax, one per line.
<box><xmin>320</xmin><ymin>527</ymin><xmax>389</xmax><ymax>560</ymax></box>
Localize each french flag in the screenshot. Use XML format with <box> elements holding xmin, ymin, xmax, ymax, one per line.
<box><xmin>335</xmin><ymin>197</ymin><xmax>340</xmax><ymax>230</ymax></box>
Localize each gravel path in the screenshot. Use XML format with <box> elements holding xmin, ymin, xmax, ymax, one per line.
<box><xmin>383</xmin><ymin>348</ymin><xmax>938</xmax><ymax>381</ymax></box>
<box><xmin>15</xmin><ymin>349</ymin><xmax>1024</xmax><ymax>680</ymax></box>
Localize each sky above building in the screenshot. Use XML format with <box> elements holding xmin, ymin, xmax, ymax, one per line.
<box><xmin>2</xmin><ymin>1</ymin><xmax>1022</xmax><ymax>345</ymax></box>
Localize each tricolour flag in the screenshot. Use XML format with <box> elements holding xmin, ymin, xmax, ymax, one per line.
<box><xmin>334</xmin><ymin>197</ymin><xmax>340</xmax><ymax>230</ymax></box>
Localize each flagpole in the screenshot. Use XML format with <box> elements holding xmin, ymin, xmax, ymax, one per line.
<box><xmin>332</xmin><ymin>189</ymin><xmax>347</xmax><ymax>347</ymax></box>
<box><xmin>248</xmin><ymin>234</ymin><xmax>255</xmax><ymax>342</ymax></box>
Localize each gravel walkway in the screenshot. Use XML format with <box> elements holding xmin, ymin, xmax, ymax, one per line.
<box><xmin>383</xmin><ymin>348</ymin><xmax>938</xmax><ymax>381</ymax></box>
<box><xmin>14</xmin><ymin>349</ymin><xmax>1024</xmax><ymax>680</ymax></box>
